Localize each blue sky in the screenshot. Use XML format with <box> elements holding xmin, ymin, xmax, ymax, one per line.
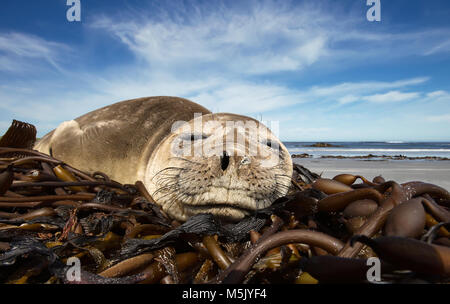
<box><xmin>1</xmin><ymin>0</ymin><xmax>450</xmax><ymax>141</ymax></box>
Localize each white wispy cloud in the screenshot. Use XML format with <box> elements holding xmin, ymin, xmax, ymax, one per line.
<box><xmin>0</xmin><ymin>33</ymin><xmax>62</xmax><ymax>58</ymax></box>
<box><xmin>0</xmin><ymin>32</ymin><xmax>69</xmax><ymax>73</ymax></box>
<box><xmin>295</xmin><ymin>78</ymin><xmax>429</xmax><ymax>108</ymax></box>
<box><xmin>362</xmin><ymin>91</ymin><xmax>420</xmax><ymax>103</ymax></box>
<box><xmin>424</xmin><ymin>90</ymin><xmax>450</xmax><ymax>102</ymax></box>
<box><xmin>0</xmin><ymin>56</ymin><xmax>21</xmax><ymax>72</ymax></box>
<box><xmin>335</xmin><ymin>29</ymin><xmax>450</xmax><ymax>57</ymax></box>
<box><xmin>90</xmin><ymin>1</ymin><xmax>450</xmax><ymax>77</ymax></box>
<box><xmin>338</xmin><ymin>95</ymin><xmax>359</xmax><ymax>105</ymax></box>
<box><xmin>310</xmin><ymin>77</ymin><xmax>429</xmax><ymax>97</ymax></box>
<box><xmin>423</xmin><ymin>38</ymin><xmax>450</xmax><ymax>56</ymax></box>
<box><xmin>425</xmin><ymin>114</ymin><xmax>450</xmax><ymax>123</ymax></box>
<box><xmin>0</xmin><ymin>71</ymin><xmax>437</xmax><ymax>138</ymax></box>
<box><xmin>91</xmin><ymin>1</ymin><xmax>333</xmax><ymax>75</ymax></box>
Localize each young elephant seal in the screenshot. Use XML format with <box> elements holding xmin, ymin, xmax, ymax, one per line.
<box><xmin>34</xmin><ymin>96</ymin><xmax>293</xmax><ymax>221</ymax></box>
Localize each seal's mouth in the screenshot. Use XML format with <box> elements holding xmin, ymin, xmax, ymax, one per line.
<box><xmin>181</xmin><ymin>188</ymin><xmax>273</xmax><ymax>211</ymax></box>
<box><xmin>182</xmin><ymin>202</ymin><xmax>256</xmax><ymax>221</ymax></box>
<box><xmin>183</xmin><ymin>202</ymin><xmax>256</xmax><ymax>213</ymax></box>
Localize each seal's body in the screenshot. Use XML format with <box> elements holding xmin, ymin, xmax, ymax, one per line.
<box><xmin>35</xmin><ymin>96</ymin><xmax>293</xmax><ymax>221</ymax></box>
<box><xmin>35</xmin><ymin>97</ymin><xmax>210</xmax><ymax>184</ymax></box>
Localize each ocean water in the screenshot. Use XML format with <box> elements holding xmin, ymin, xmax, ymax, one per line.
<box><xmin>283</xmin><ymin>142</ymin><xmax>450</xmax><ymax>159</ymax></box>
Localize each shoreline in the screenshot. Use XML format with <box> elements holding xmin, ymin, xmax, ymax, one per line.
<box><xmin>291</xmin><ymin>153</ymin><xmax>450</xmax><ymax>161</ymax></box>
<box><xmin>293</xmin><ymin>158</ymin><xmax>450</xmax><ymax>190</ymax></box>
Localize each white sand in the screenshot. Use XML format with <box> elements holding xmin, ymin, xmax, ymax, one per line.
<box><xmin>294</xmin><ymin>158</ymin><xmax>450</xmax><ymax>191</ymax></box>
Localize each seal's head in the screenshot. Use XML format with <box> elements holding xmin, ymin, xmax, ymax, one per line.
<box><xmin>145</xmin><ymin>113</ymin><xmax>293</xmax><ymax>222</ymax></box>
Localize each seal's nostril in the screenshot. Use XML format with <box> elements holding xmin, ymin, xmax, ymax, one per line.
<box><xmin>220</xmin><ymin>151</ymin><xmax>229</xmax><ymax>171</ymax></box>
<box><xmin>241</xmin><ymin>156</ymin><xmax>251</xmax><ymax>165</ymax></box>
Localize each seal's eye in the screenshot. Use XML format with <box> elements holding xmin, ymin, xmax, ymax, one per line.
<box><xmin>181</xmin><ymin>133</ymin><xmax>208</xmax><ymax>141</ymax></box>
<box><xmin>191</xmin><ymin>134</ymin><xmax>208</xmax><ymax>141</ymax></box>
<box><xmin>261</xmin><ymin>140</ymin><xmax>273</xmax><ymax>148</ymax></box>
<box><xmin>261</xmin><ymin>139</ymin><xmax>279</xmax><ymax>152</ymax></box>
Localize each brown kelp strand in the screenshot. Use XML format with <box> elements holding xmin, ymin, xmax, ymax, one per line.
<box><xmin>193</xmin><ymin>259</ymin><xmax>216</xmax><ymax>283</ymax></box>
<box><xmin>10</xmin><ymin>180</ymin><xmax>132</xmax><ymax>193</ymax></box>
<box><xmin>402</xmin><ymin>181</ymin><xmax>450</xmax><ymax>201</ymax></box>
<box><xmin>332</xmin><ymin>174</ymin><xmax>360</xmax><ymax>185</ymax></box>
<box><xmin>351</xmin><ymin>235</ymin><xmax>450</xmax><ymax>276</ymax></box>
<box><xmin>338</xmin><ymin>181</ymin><xmax>406</xmax><ymax>258</ymax></box>
<box><xmin>23</xmin><ymin>169</ymin><xmax>61</xmax><ymax>182</ymax></box>
<box><xmin>434</xmin><ymin>238</ymin><xmax>450</xmax><ymax>247</ymax></box>
<box><xmin>344</xmin><ymin>217</ymin><xmax>367</xmax><ymax>234</ymax></box>
<box><xmin>421</xmin><ymin>222</ymin><xmax>450</xmax><ymax>244</ymax></box>
<box><xmin>0</xmin><ymin>202</ymin><xmax>43</xmax><ymax>208</ymax></box>
<box><xmin>0</xmin><ymin>147</ymin><xmax>51</xmax><ymax>158</ymax></box>
<box><xmin>213</xmin><ymin>215</ymin><xmax>284</xmax><ymax>283</ymax></box>
<box><xmin>4</xmin><ymin>207</ymin><xmax>56</xmax><ymax>221</ymax></box>
<box><xmin>11</xmin><ymin>156</ymin><xmax>62</xmax><ymax>167</ymax></box>
<box><xmin>384</xmin><ymin>198</ymin><xmax>426</xmax><ymax>238</ymax></box>
<box><xmin>420</xmin><ymin>194</ymin><xmax>450</xmax><ymax>222</ymax></box>
<box><xmin>0</xmin><ymin>211</ymin><xmax>19</xmax><ymax>219</ymax></box>
<box><xmin>372</xmin><ymin>175</ymin><xmax>386</xmax><ymax>184</ymax></box>
<box><xmin>343</xmin><ymin>199</ymin><xmax>378</xmax><ymax>218</ymax></box>
<box><xmin>92</xmin><ymin>171</ymin><xmax>111</xmax><ymax>182</ymax></box>
<box><xmin>250</xmin><ymin>230</ymin><xmax>261</xmax><ymax>244</ymax></box>
<box><xmin>256</xmin><ymin>215</ymin><xmax>285</xmax><ymax>243</ymax></box>
<box><xmin>99</xmin><ymin>253</ymin><xmax>154</xmax><ymax>278</ymax></box>
<box><xmin>135</xmin><ymin>181</ymin><xmax>158</xmax><ymax>204</ymax></box>
<box><xmin>220</xmin><ymin>230</ymin><xmax>344</xmax><ymax>284</ymax></box>
<box><xmin>332</xmin><ymin>174</ymin><xmax>377</xmax><ymax>186</ymax></box>
<box><xmin>40</xmin><ymin>162</ymin><xmax>68</xmax><ymax>196</ymax></box>
<box><xmin>0</xmin><ymin>241</ymin><xmax>10</xmax><ymax>251</ymax></box>
<box><xmin>0</xmin><ymin>194</ymin><xmax>96</xmax><ymax>202</ymax></box>
<box><xmin>0</xmin><ymin>166</ymin><xmax>14</xmax><ymax>195</ymax></box>
<box><xmin>318</xmin><ymin>188</ymin><xmax>383</xmax><ymax>212</ymax></box>
<box><xmin>77</xmin><ymin>203</ymin><xmax>137</xmax><ymax>213</ymax></box>
<box><xmin>63</xmin><ymin>165</ymin><xmax>97</xmax><ymax>182</ymax></box>
<box><xmin>125</xmin><ymin>224</ymin><xmax>170</xmax><ymax>239</ymax></box>
<box><xmin>312</xmin><ymin>178</ymin><xmax>353</xmax><ymax>194</ymax></box>
<box><xmin>137</xmin><ymin>252</ymin><xmax>201</xmax><ymax>284</ymax></box>
<box><xmin>202</xmin><ymin>235</ymin><xmax>232</xmax><ymax>270</ymax></box>
<box><xmin>53</xmin><ymin>165</ymin><xmax>87</xmax><ymax>193</ymax></box>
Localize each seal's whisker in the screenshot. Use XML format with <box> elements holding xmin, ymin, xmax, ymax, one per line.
<box><xmin>156</xmin><ymin>191</ymin><xmax>180</xmax><ymax>210</ymax></box>
<box><xmin>169</xmin><ymin>157</ymin><xmax>203</xmax><ymax>165</ymax></box>
<box><xmin>154</xmin><ymin>170</ymin><xmax>201</xmax><ymax>186</ymax></box>
<box><xmin>165</xmin><ymin>191</ymin><xmax>192</xmax><ymax>213</ymax></box>
<box><xmin>275</xmin><ymin>182</ymin><xmax>290</xmax><ymax>190</ymax></box>
<box><xmin>274</xmin><ymin>173</ymin><xmax>291</xmax><ymax>179</ymax></box>
<box><xmin>267</xmin><ymin>163</ymin><xmax>285</xmax><ymax>169</ymax></box>
<box><xmin>155</xmin><ymin>178</ymin><xmax>178</xmax><ymax>186</ymax></box>
<box><xmin>153</xmin><ymin>183</ymin><xmax>181</xmax><ymax>196</ymax></box>
<box><xmin>152</xmin><ymin>166</ymin><xmax>186</xmax><ymax>179</ymax></box>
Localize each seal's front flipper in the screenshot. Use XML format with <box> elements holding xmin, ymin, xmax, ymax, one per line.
<box><xmin>0</xmin><ymin>119</ymin><xmax>37</xmax><ymax>149</ymax></box>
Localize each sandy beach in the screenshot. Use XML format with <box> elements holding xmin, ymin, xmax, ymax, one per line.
<box><xmin>294</xmin><ymin>158</ymin><xmax>450</xmax><ymax>190</ymax></box>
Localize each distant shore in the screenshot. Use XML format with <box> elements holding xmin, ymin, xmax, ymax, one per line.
<box><xmin>294</xmin><ymin>158</ymin><xmax>450</xmax><ymax>190</ymax></box>
<box><xmin>291</xmin><ymin>153</ymin><xmax>450</xmax><ymax>161</ymax></box>
<box><xmin>303</xmin><ymin>142</ymin><xmax>343</xmax><ymax>147</ymax></box>
<box><xmin>284</xmin><ymin>141</ymin><xmax>450</xmax><ymax>160</ymax></box>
